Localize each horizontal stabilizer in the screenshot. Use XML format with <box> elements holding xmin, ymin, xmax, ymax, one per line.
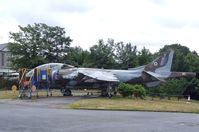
<box><xmin>146</xmin><ymin>81</ymin><xmax>161</xmax><ymax>87</ymax></box>
<box><xmin>143</xmin><ymin>71</ymin><xmax>165</xmax><ymax>82</ymax></box>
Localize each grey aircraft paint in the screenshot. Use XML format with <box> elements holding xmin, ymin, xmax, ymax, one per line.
<box><xmin>56</xmin><ymin>49</ymin><xmax>196</xmax><ymax>89</ymax></box>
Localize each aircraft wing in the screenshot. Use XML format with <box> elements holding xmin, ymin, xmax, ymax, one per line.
<box><xmin>78</xmin><ymin>69</ymin><xmax>119</xmax><ymax>82</ymax></box>
<box><xmin>143</xmin><ymin>70</ymin><xmax>166</xmax><ymax>82</ymax></box>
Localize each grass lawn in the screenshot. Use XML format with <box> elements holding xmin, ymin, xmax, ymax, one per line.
<box><xmin>65</xmin><ymin>96</ymin><xmax>199</xmax><ymax>113</ymax></box>
<box><xmin>0</xmin><ymin>90</ymin><xmax>63</xmax><ymax>99</ymax></box>
<box><xmin>1</xmin><ymin>90</ymin><xmax>199</xmax><ymax>113</ymax></box>
<box><xmin>0</xmin><ymin>90</ymin><xmax>18</xmax><ymax>99</ymax></box>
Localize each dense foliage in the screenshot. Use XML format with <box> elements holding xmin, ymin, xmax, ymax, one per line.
<box><xmin>8</xmin><ymin>23</ymin><xmax>155</xmax><ymax>69</ymax></box>
<box><xmin>8</xmin><ymin>23</ymin><xmax>72</xmax><ymax>69</ymax></box>
<box><xmin>65</xmin><ymin>39</ymin><xmax>154</xmax><ymax>69</ymax></box>
<box><xmin>118</xmin><ymin>83</ymin><xmax>146</xmax><ymax>98</ymax></box>
<box><xmin>148</xmin><ymin>78</ymin><xmax>188</xmax><ymax>95</ymax></box>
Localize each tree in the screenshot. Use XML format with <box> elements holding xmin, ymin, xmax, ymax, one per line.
<box><xmin>115</xmin><ymin>42</ymin><xmax>138</xmax><ymax>69</ymax></box>
<box><xmin>137</xmin><ymin>47</ymin><xmax>153</xmax><ymax>65</ymax></box>
<box><xmin>66</xmin><ymin>46</ymin><xmax>92</xmax><ymax>67</ymax></box>
<box><xmin>184</xmin><ymin>52</ymin><xmax>199</xmax><ymax>72</ymax></box>
<box><xmin>8</xmin><ymin>23</ymin><xmax>72</xmax><ymax>69</ymax></box>
<box><xmin>89</xmin><ymin>39</ymin><xmax>116</xmax><ymax>68</ymax></box>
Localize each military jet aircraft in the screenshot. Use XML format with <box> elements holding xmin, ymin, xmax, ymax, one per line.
<box><xmin>25</xmin><ymin>49</ymin><xmax>196</xmax><ymax>97</ymax></box>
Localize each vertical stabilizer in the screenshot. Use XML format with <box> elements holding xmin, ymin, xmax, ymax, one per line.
<box><xmin>144</xmin><ymin>49</ymin><xmax>174</xmax><ymax>73</ymax></box>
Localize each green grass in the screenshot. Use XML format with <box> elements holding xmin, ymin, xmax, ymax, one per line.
<box><xmin>0</xmin><ymin>90</ymin><xmax>18</xmax><ymax>99</ymax></box>
<box><xmin>65</xmin><ymin>96</ymin><xmax>199</xmax><ymax>113</ymax></box>
<box><xmin>1</xmin><ymin>90</ymin><xmax>199</xmax><ymax>113</ymax></box>
<box><xmin>0</xmin><ymin>90</ymin><xmax>63</xmax><ymax>99</ymax></box>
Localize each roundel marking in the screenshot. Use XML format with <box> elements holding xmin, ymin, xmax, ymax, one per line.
<box><xmin>153</xmin><ymin>62</ymin><xmax>158</xmax><ymax>66</ymax></box>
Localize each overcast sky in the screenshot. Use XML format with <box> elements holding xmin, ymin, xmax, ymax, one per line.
<box><xmin>1</xmin><ymin>0</ymin><xmax>199</xmax><ymax>52</ymax></box>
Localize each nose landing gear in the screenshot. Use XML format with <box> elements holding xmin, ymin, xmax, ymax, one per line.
<box><xmin>60</xmin><ymin>88</ymin><xmax>72</xmax><ymax>96</ymax></box>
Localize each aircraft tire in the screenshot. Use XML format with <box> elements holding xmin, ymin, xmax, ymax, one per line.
<box><xmin>61</xmin><ymin>89</ymin><xmax>72</xmax><ymax>96</ymax></box>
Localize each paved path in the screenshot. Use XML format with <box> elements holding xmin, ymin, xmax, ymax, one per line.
<box><xmin>0</xmin><ymin>98</ymin><xmax>199</xmax><ymax>132</ymax></box>
<box><xmin>0</xmin><ymin>96</ymin><xmax>81</xmax><ymax>108</ymax></box>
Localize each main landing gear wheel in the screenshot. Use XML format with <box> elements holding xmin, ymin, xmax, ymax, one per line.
<box><xmin>60</xmin><ymin>89</ymin><xmax>72</xmax><ymax>96</ymax></box>
<box><xmin>107</xmin><ymin>84</ymin><xmax>113</xmax><ymax>98</ymax></box>
<box><xmin>101</xmin><ymin>83</ymin><xmax>115</xmax><ymax>98</ymax></box>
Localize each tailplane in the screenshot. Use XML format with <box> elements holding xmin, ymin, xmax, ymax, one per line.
<box><xmin>144</xmin><ymin>49</ymin><xmax>174</xmax><ymax>73</ymax></box>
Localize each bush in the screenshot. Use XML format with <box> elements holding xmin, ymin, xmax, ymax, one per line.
<box><xmin>118</xmin><ymin>83</ymin><xmax>133</xmax><ymax>97</ymax></box>
<box><xmin>118</xmin><ymin>83</ymin><xmax>146</xmax><ymax>98</ymax></box>
<box><xmin>132</xmin><ymin>84</ymin><xmax>146</xmax><ymax>98</ymax></box>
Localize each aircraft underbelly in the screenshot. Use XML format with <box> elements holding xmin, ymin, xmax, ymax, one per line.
<box><xmin>114</xmin><ymin>73</ymin><xmax>141</xmax><ymax>82</ymax></box>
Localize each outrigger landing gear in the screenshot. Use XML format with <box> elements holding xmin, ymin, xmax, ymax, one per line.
<box><xmin>60</xmin><ymin>88</ymin><xmax>72</xmax><ymax>96</ymax></box>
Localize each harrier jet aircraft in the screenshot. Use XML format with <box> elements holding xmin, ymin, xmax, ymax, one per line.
<box><xmin>26</xmin><ymin>49</ymin><xmax>196</xmax><ymax>97</ymax></box>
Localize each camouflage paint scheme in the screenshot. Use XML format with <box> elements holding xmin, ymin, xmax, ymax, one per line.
<box><xmin>27</xmin><ymin>49</ymin><xmax>196</xmax><ymax>96</ymax></box>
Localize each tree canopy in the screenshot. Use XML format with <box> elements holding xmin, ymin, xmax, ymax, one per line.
<box><xmin>115</xmin><ymin>42</ymin><xmax>138</xmax><ymax>69</ymax></box>
<box><xmin>65</xmin><ymin>46</ymin><xmax>91</xmax><ymax>67</ymax></box>
<box><xmin>8</xmin><ymin>23</ymin><xmax>72</xmax><ymax>69</ymax></box>
<box><xmin>89</xmin><ymin>39</ymin><xmax>116</xmax><ymax>68</ymax></box>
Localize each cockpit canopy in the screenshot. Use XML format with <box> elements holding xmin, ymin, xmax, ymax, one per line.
<box><xmin>26</xmin><ymin>63</ymin><xmax>74</xmax><ymax>76</ymax></box>
<box><xmin>61</xmin><ymin>64</ymin><xmax>74</xmax><ymax>69</ymax></box>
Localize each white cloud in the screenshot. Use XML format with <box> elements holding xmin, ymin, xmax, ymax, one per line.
<box><xmin>1</xmin><ymin>0</ymin><xmax>199</xmax><ymax>53</ymax></box>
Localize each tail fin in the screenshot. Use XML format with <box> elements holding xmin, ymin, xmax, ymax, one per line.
<box><xmin>144</xmin><ymin>49</ymin><xmax>174</xmax><ymax>73</ymax></box>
